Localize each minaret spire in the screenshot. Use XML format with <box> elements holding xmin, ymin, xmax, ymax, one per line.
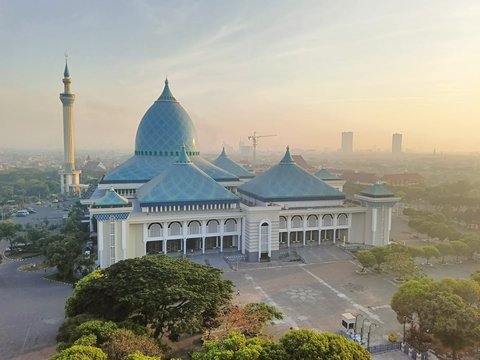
<box><xmin>59</xmin><ymin>57</ymin><xmax>81</xmax><ymax>194</ymax></box>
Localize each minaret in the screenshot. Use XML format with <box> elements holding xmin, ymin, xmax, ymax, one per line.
<box><xmin>59</xmin><ymin>57</ymin><xmax>81</xmax><ymax>194</ymax></box>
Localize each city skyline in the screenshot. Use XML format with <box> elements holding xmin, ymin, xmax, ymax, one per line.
<box><xmin>1</xmin><ymin>1</ymin><xmax>480</xmax><ymax>154</ymax></box>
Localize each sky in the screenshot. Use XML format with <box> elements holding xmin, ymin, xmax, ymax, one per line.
<box><xmin>1</xmin><ymin>0</ymin><xmax>479</xmax><ymax>154</ymax></box>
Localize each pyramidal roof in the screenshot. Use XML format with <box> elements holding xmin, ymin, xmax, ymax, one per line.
<box><xmin>212</xmin><ymin>148</ymin><xmax>254</xmax><ymax>179</ymax></box>
<box><xmin>359</xmin><ymin>182</ymin><xmax>395</xmax><ymax>198</ymax></box>
<box><xmin>137</xmin><ymin>147</ymin><xmax>239</xmax><ymax>206</ymax></box>
<box><xmin>238</xmin><ymin>147</ymin><xmax>345</xmax><ymax>202</ymax></box>
<box><xmin>94</xmin><ymin>187</ymin><xmax>129</xmax><ymax>207</ymax></box>
<box><xmin>157</xmin><ymin>78</ymin><xmax>177</xmax><ymax>102</ymax></box>
<box><xmin>64</xmin><ymin>61</ymin><xmax>70</xmax><ymax>78</ymax></box>
<box><xmin>315</xmin><ymin>168</ymin><xmax>340</xmax><ymax>180</ymax></box>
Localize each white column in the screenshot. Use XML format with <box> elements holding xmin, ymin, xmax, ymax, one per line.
<box><xmin>121</xmin><ymin>221</ymin><xmax>127</xmax><ymax>260</ymax></box>
<box><xmin>162</xmin><ymin>222</ymin><xmax>168</xmax><ymax>254</ymax></box>
<box><xmin>241</xmin><ymin>217</ymin><xmax>246</xmax><ymax>254</ymax></box>
<box><xmin>182</xmin><ymin>221</ymin><xmax>187</xmax><ymax>255</ymax></box>
<box><xmin>287</xmin><ymin>216</ymin><xmax>291</xmax><ymax>248</ymax></box>
<box><xmin>97</xmin><ymin>221</ymin><xmax>104</xmax><ymax>268</ymax></box>
<box><xmin>371</xmin><ymin>208</ymin><xmax>378</xmax><ymax>246</ymax></box>
<box><xmin>302</xmin><ymin>216</ymin><xmax>307</xmax><ymax>246</ymax></box>
<box><xmin>201</xmin><ymin>220</ymin><xmax>206</xmax><ymax>254</ymax></box>
<box><xmin>220</xmin><ymin>219</ymin><xmax>224</xmax><ymax>252</ymax></box>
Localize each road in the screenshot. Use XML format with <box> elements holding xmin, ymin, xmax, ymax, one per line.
<box><xmin>0</xmin><ymin>248</ymin><xmax>72</xmax><ymax>360</ymax></box>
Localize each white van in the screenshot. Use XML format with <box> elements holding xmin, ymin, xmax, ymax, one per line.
<box><xmin>16</xmin><ymin>210</ymin><xmax>29</xmax><ymax>217</ymax></box>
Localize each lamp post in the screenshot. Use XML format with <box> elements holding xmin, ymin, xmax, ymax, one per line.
<box><xmin>367</xmin><ymin>323</ymin><xmax>377</xmax><ymax>350</ymax></box>
<box><xmin>354</xmin><ymin>314</ymin><xmax>364</xmax><ymax>336</ymax></box>
<box><xmin>360</xmin><ymin>318</ymin><xmax>368</xmax><ymax>344</ymax></box>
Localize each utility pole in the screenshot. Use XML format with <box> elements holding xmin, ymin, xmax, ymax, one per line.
<box><xmin>247</xmin><ymin>132</ymin><xmax>276</xmax><ymax>169</ymax></box>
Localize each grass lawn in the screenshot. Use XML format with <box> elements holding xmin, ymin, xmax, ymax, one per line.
<box><xmin>7</xmin><ymin>251</ymin><xmax>42</xmax><ymax>259</ymax></box>
<box><xmin>44</xmin><ymin>272</ymin><xmax>75</xmax><ymax>284</ymax></box>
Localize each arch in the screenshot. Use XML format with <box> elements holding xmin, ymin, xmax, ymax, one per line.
<box><xmin>322</xmin><ymin>214</ymin><xmax>333</xmax><ymax>227</ymax></box>
<box><xmin>337</xmin><ymin>213</ymin><xmax>348</xmax><ymax>226</ymax></box>
<box><xmin>259</xmin><ymin>219</ymin><xmax>271</xmax><ymax>260</ymax></box>
<box><xmin>279</xmin><ymin>216</ymin><xmax>287</xmax><ymax>230</ymax></box>
<box><xmin>307</xmin><ymin>215</ymin><xmax>318</xmax><ymax>227</ymax></box>
<box><xmin>147</xmin><ymin>223</ymin><xmax>162</xmax><ymax>237</ymax></box>
<box><xmin>291</xmin><ymin>215</ymin><xmax>303</xmax><ymax>228</ymax></box>
<box><xmin>188</xmin><ymin>220</ymin><xmax>201</xmax><ymax>235</ymax></box>
<box><xmin>207</xmin><ymin>219</ymin><xmax>219</xmax><ymax>233</ymax></box>
<box><xmin>225</xmin><ymin>218</ymin><xmax>237</xmax><ymax>232</ymax></box>
<box><xmin>168</xmin><ymin>222</ymin><xmax>182</xmax><ymax>236</ymax></box>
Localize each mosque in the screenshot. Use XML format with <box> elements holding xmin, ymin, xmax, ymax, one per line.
<box><xmin>76</xmin><ymin>69</ymin><xmax>399</xmax><ymax>268</ymax></box>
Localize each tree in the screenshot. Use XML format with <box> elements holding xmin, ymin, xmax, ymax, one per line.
<box><xmin>44</xmin><ymin>234</ymin><xmax>94</xmax><ymax>281</ymax></box>
<box><xmin>66</xmin><ymin>256</ymin><xmax>233</xmax><ymax>341</ymax></box>
<box><xmin>72</xmin><ymin>320</ymin><xmax>118</xmax><ymax>347</ymax></box>
<box><xmin>279</xmin><ymin>329</ymin><xmax>371</xmax><ymax>360</ymax></box>
<box><xmin>49</xmin><ymin>345</ymin><xmax>107</xmax><ymax>360</ymax></box>
<box><xmin>391</xmin><ymin>277</ymin><xmax>480</xmax><ymax>358</ymax></box>
<box><xmin>369</xmin><ymin>247</ymin><xmax>390</xmax><ymax>270</ymax></box>
<box><xmin>356</xmin><ymin>250</ymin><xmax>376</xmax><ymax>272</ymax></box>
<box><xmin>192</xmin><ymin>331</ymin><xmax>278</xmax><ymax>360</ymax></box>
<box><xmin>124</xmin><ymin>352</ymin><xmax>162</xmax><ymax>360</ymax></box>
<box><xmin>450</xmin><ymin>241</ymin><xmax>469</xmax><ymax>262</ymax></box>
<box><xmin>102</xmin><ymin>329</ymin><xmax>164</xmax><ymax>360</ymax></box>
<box><xmin>216</xmin><ymin>303</ymin><xmax>283</xmax><ymax>339</ymax></box>
<box><xmin>0</xmin><ymin>220</ymin><xmax>21</xmax><ymax>250</ymax></box>
<box><xmin>384</xmin><ymin>252</ymin><xmax>417</xmax><ymax>281</ymax></box>
<box><xmin>421</xmin><ymin>246</ymin><xmax>440</xmax><ymax>265</ymax></box>
<box><xmin>434</xmin><ymin>242</ymin><xmax>452</xmax><ymax>264</ymax></box>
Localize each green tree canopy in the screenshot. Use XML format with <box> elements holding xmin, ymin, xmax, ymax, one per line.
<box><xmin>0</xmin><ymin>220</ymin><xmax>22</xmax><ymax>249</ymax></box>
<box><xmin>102</xmin><ymin>329</ymin><xmax>164</xmax><ymax>360</ymax></box>
<box><xmin>421</xmin><ymin>246</ymin><xmax>440</xmax><ymax>265</ymax></box>
<box><xmin>356</xmin><ymin>250</ymin><xmax>376</xmax><ymax>272</ymax></box>
<box><xmin>66</xmin><ymin>256</ymin><xmax>233</xmax><ymax>341</ymax></box>
<box><xmin>49</xmin><ymin>345</ymin><xmax>107</xmax><ymax>360</ymax></box>
<box><xmin>279</xmin><ymin>329</ymin><xmax>371</xmax><ymax>360</ymax></box>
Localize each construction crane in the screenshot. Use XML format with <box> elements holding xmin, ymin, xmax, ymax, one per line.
<box><xmin>247</xmin><ymin>131</ymin><xmax>277</xmax><ymax>168</ymax></box>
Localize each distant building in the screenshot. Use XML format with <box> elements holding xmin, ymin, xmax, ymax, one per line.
<box><xmin>381</xmin><ymin>173</ymin><xmax>424</xmax><ymax>186</ymax></box>
<box><xmin>83</xmin><ymin>156</ymin><xmax>107</xmax><ymax>172</ymax></box>
<box><xmin>335</xmin><ymin>169</ymin><xmax>379</xmax><ymax>185</ymax></box>
<box><xmin>292</xmin><ymin>155</ymin><xmax>315</xmax><ymax>173</ymax></box>
<box><xmin>392</xmin><ymin>133</ymin><xmax>402</xmax><ymax>154</ymax></box>
<box><xmin>341</xmin><ymin>132</ymin><xmax>353</xmax><ymax>153</ymax></box>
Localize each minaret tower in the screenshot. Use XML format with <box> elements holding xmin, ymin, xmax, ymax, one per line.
<box><xmin>59</xmin><ymin>56</ymin><xmax>81</xmax><ymax>194</ymax></box>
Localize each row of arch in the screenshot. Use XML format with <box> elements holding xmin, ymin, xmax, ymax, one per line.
<box><xmin>147</xmin><ymin>218</ymin><xmax>238</xmax><ymax>238</ymax></box>
<box><xmin>279</xmin><ymin>213</ymin><xmax>348</xmax><ymax>229</ymax></box>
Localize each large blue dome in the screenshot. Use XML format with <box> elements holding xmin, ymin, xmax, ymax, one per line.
<box><xmin>134</xmin><ymin>79</ymin><xmax>199</xmax><ymax>157</ymax></box>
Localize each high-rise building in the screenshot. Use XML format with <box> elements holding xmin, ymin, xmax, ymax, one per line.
<box><xmin>59</xmin><ymin>59</ymin><xmax>81</xmax><ymax>194</ymax></box>
<box><xmin>392</xmin><ymin>133</ymin><xmax>402</xmax><ymax>154</ymax></box>
<box><xmin>341</xmin><ymin>132</ymin><xmax>353</xmax><ymax>153</ymax></box>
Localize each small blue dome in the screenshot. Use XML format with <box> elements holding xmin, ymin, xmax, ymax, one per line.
<box><xmin>134</xmin><ymin>79</ymin><xmax>199</xmax><ymax>156</ymax></box>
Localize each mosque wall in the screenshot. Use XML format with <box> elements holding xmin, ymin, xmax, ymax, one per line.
<box><xmin>350</xmin><ymin>212</ymin><xmax>366</xmax><ymax>244</ymax></box>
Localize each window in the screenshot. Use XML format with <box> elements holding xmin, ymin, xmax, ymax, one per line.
<box><xmin>169</xmin><ymin>222</ymin><xmax>182</xmax><ymax>236</ymax></box>
<box><xmin>322</xmin><ymin>214</ymin><xmax>333</xmax><ymax>227</ymax></box>
<box><xmin>307</xmin><ymin>215</ymin><xmax>318</xmax><ymax>227</ymax></box>
<box><xmin>188</xmin><ymin>221</ymin><xmax>201</xmax><ymax>235</ymax></box>
<box><xmin>291</xmin><ymin>216</ymin><xmax>302</xmax><ymax>228</ymax></box>
<box><xmin>148</xmin><ymin>223</ymin><xmax>162</xmax><ymax>237</ymax></box>
<box><xmin>225</xmin><ymin>219</ymin><xmax>236</xmax><ymax>232</ymax></box>
<box><xmin>279</xmin><ymin>216</ymin><xmax>287</xmax><ymax>229</ymax></box>
<box><xmin>338</xmin><ymin>214</ymin><xmax>348</xmax><ymax>226</ymax></box>
<box><xmin>207</xmin><ymin>220</ymin><xmax>219</xmax><ymax>233</ymax></box>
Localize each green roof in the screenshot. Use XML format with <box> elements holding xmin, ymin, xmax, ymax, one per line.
<box><xmin>94</xmin><ymin>187</ymin><xmax>129</xmax><ymax>207</ymax></box>
<box><xmin>212</xmin><ymin>148</ymin><xmax>253</xmax><ymax>179</ymax></box>
<box><xmin>137</xmin><ymin>148</ymin><xmax>239</xmax><ymax>207</ymax></box>
<box><xmin>238</xmin><ymin>147</ymin><xmax>345</xmax><ymax>202</ymax></box>
<box><xmin>315</xmin><ymin>168</ymin><xmax>340</xmax><ymax>180</ymax></box>
<box><xmin>359</xmin><ymin>183</ymin><xmax>395</xmax><ymax>198</ymax></box>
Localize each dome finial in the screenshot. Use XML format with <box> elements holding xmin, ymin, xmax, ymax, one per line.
<box><xmin>158</xmin><ymin>76</ymin><xmax>176</xmax><ymax>102</ymax></box>
<box><xmin>280</xmin><ymin>145</ymin><xmax>295</xmax><ymax>164</ymax></box>
<box><xmin>63</xmin><ymin>53</ymin><xmax>70</xmax><ymax>78</ymax></box>
<box><xmin>220</xmin><ymin>147</ymin><xmax>227</xmax><ymax>157</ymax></box>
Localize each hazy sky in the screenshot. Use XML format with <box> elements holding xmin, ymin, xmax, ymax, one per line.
<box><xmin>1</xmin><ymin>0</ymin><xmax>479</xmax><ymax>154</ymax></box>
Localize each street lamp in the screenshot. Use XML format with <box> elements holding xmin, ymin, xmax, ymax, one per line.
<box><xmin>367</xmin><ymin>322</ymin><xmax>377</xmax><ymax>350</ymax></box>
<box><xmin>354</xmin><ymin>314</ymin><xmax>364</xmax><ymax>336</ymax></box>
<box><xmin>360</xmin><ymin>318</ymin><xmax>369</xmax><ymax>343</ymax></box>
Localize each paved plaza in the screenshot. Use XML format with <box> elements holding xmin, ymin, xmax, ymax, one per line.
<box><xmin>225</xmin><ymin>246</ymin><xmax>403</xmax><ymax>346</ymax></box>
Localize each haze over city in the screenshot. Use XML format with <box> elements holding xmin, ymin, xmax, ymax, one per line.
<box><xmin>1</xmin><ymin>0</ymin><xmax>479</xmax><ymax>153</ymax></box>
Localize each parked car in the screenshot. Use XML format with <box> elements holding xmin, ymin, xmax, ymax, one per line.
<box><xmin>16</xmin><ymin>210</ymin><xmax>29</xmax><ymax>217</ymax></box>
<box><xmin>27</xmin><ymin>207</ymin><xmax>36</xmax><ymax>214</ymax></box>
